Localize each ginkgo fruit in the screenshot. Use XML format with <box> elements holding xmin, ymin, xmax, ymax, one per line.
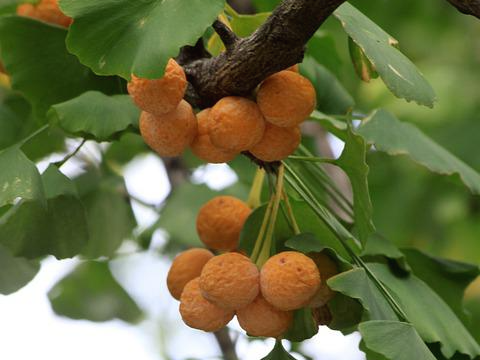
<box><xmin>17</xmin><ymin>0</ymin><xmax>72</xmax><ymax>28</ymax></box>
<box><xmin>167</xmin><ymin>248</ymin><xmax>214</xmax><ymax>300</ymax></box>
<box><xmin>256</xmin><ymin>70</ymin><xmax>316</xmax><ymax>127</ymax></box>
<box><xmin>250</xmin><ymin>123</ymin><xmax>301</xmax><ymax>162</ymax></box>
<box><xmin>307</xmin><ymin>252</ymin><xmax>339</xmax><ymax>307</ymax></box>
<box><xmin>139</xmin><ymin>100</ymin><xmax>197</xmax><ymax>157</ymax></box>
<box><xmin>190</xmin><ymin>108</ymin><xmax>237</xmax><ymax>164</ymax></box>
<box><xmin>260</xmin><ymin>251</ymin><xmax>320</xmax><ymax>311</ymax></box>
<box><xmin>128</xmin><ymin>58</ymin><xmax>187</xmax><ymax>116</ymax></box>
<box><xmin>180</xmin><ymin>278</ymin><xmax>234</xmax><ymax>332</ymax></box>
<box><xmin>209</xmin><ymin>96</ymin><xmax>266</xmax><ymax>152</ymax></box>
<box><xmin>199</xmin><ymin>252</ymin><xmax>259</xmax><ymax>310</ymax></box>
<box><xmin>196</xmin><ymin>195</ymin><xmax>251</xmax><ymax>251</ymax></box>
<box><xmin>236</xmin><ymin>295</ymin><xmax>293</xmax><ymax>338</ymax></box>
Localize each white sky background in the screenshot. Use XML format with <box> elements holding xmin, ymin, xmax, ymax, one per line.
<box><xmin>0</xmin><ymin>138</ymin><xmax>365</xmax><ymax>360</ymax></box>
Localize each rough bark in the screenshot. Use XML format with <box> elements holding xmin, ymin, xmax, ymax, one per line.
<box><xmin>180</xmin><ymin>0</ymin><xmax>346</xmax><ymax>108</ymax></box>
<box><xmin>446</xmin><ymin>0</ymin><xmax>480</xmax><ymax>18</ymax></box>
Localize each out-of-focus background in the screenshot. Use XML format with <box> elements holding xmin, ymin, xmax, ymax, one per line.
<box><xmin>1</xmin><ymin>0</ymin><xmax>479</xmax><ymax>359</ymax></box>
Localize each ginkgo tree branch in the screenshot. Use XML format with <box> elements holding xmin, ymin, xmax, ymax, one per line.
<box><xmin>180</xmin><ymin>0</ymin><xmax>347</xmax><ymax>108</ymax></box>
<box><xmin>445</xmin><ymin>0</ymin><xmax>480</xmax><ymax>18</ymax></box>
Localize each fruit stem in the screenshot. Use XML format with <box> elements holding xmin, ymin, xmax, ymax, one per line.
<box><xmin>256</xmin><ymin>164</ymin><xmax>285</xmax><ymax>267</ymax></box>
<box><xmin>247</xmin><ymin>168</ymin><xmax>265</xmax><ymax>209</ymax></box>
<box><xmin>251</xmin><ymin>194</ymin><xmax>274</xmax><ymax>263</ymax></box>
<box><xmin>282</xmin><ymin>189</ymin><xmax>301</xmax><ymax>235</ymax></box>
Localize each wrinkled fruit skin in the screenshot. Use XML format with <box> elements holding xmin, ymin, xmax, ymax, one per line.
<box><xmin>307</xmin><ymin>252</ymin><xmax>339</xmax><ymax>308</ymax></box>
<box><xmin>260</xmin><ymin>251</ymin><xmax>320</xmax><ymax>311</ymax></box>
<box><xmin>128</xmin><ymin>59</ymin><xmax>187</xmax><ymax>116</ymax></box>
<box><xmin>250</xmin><ymin>123</ymin><xmax>301</xmax><ymax>162</ymax></box>
<box><xmin>139</xmin><ymin>100</ymin><xmax>197</xmax><ymax>157</ymax></box>
<box><xmin>257</xmin><ymin>70</ymin><xmax>316</xmax><ymax>127</ymax></box>
<box><xmin>17</xmin><ymin>0</ymin><xmax>72</xmax><ymax>27</ymax></box>
<box><xmin>200</xmin><ymin>252</ymin><xmax>259</xmax><ymax>310</ymax></box>
<box><xmin>167</xmin><ymin>248</ymin><xmax>214</xmax><ymax>300</ymax></box>
<box><xmin>209</xmin><ymin>96</ymin><xmax>265</xmax><ymax>152</ymax></box>
<box><xmin>180</xmin><ymin>278</ymin><xmax>234</xmax><ymax>332</ymax></box>
<box><xmin>237</xmin><ymin>295</ymin><xmax>293</xmax><ymax>338</ymax></box>
<box><xmin>191</xmin><ymin>108</ymin><xmax>238</xmax><ymax>164</ymax></box>
<box><xmin>196</xmin><ymin>195</ymin><xmax>251</xmax><ymax>251</ymax></box>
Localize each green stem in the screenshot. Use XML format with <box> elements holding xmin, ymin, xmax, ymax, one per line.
<box><xmin>298</xmin><ymin>144</ymin><xmax>354</xmax><ymax>211</ymax></box>
<box><xmin>256</xmin><ymin>164</ymin><xmax>285</xmax><ymax>267</ymax></box>
<box><xmin>247</xmin><ymin>168</ymin><xmax>265</xmax><ymax>209</ymax></box>
<box><xmin>224</xmin><ymin>3</ymin><xmax>239</xmax><ymax>17</ymax></box>
<box><xmin>288</xmin><ymin>155</ymin><xmax>336</xmax><ymax>164</ymax></box>
<box><xmin>18</xmin><ymin>124</ymin><xmax>49</xmax><ymax>147</ymax></box>
<box><xmin>54</xmin><ymin>139</ymin><xmax>86</xmax><ymax>168</ymax></box>
<box><xmin>251</xmin><ymin>195</ymin><xmax>274</xmax><ymax>263</ymax></box>
<box><xmin>282</xmin><ymin>190</ymin><xmax>300</xmax><ymax>235</ymax></box>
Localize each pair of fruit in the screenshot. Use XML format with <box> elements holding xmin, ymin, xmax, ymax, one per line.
<box><xmin>129</xmin><ymin>58</ymin><xmax>316</xmax><ymax>163</ymax></box>
<box><xmin>168</xmin><ymin>249</ymin><xmax>337</xmax><ymax>338</ymax></box>
<box><xmin>192</xmin><ymin>64</ymin><xmax>316</xmax><ymax>164</ymax></box>
<box><xmin>17</xmin><ymin>0</ymin><xmax>72</xmax><ymax>28</ymax></box>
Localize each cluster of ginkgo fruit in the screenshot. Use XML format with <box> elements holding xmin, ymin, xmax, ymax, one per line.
<box><xmin>17</xmin><ymin>0</ymin><xmax>72</xmax><ymax>28</ymax></box>
<box><xmin>166</xmin><ymin>195</ymin><xmax>339</xmax><ymax>338</ymax></box>
<box><xmin>127</xmin><ymin>58</ymin><xmax>316</xmax><ymax>164</ymax></box>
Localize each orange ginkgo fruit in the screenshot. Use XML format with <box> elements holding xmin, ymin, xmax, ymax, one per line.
<box><xmin>250</xmin><ymin>123</ymin><xmax>301</xmax><ymax>162</ymax></box>
<box><xmin>196</xmin><ymin>195</ymin><xmax>251</xmax><ymax>251</ymax></box>
<box><xmin>167</xmin><ymin>248</ymin><xmax>214</xmax><ymax>300</ymax></box>
<box><xmin>209</xmin><ymin>96</ymin><xmax>265</xmax><ymax>152</ymax></box>
<box><xmin>257</xmin><ymin>70</ymin><xmax>316</xmax><ymax>127</ymax></box>
<box><xmin>128</xmin><ymin>58</ymin><xmax>187</xmax><ymax>115</ymax></box>
<box><xmin>236</xmin><ymin>294</ymin><xmax>293</xmax><ymax>338</ymax></box>
<box><xmin>139</xmin><ymin>100</ymin><xmax>197</xmax><ymax>157</ymax></box>
<box><xmin>190</xmin><ymin>108</ymin><xmax>237</xmax><ymax>164</ymax></box>
<box><xmin>260</xmin><ymin>251</ymin><xmax>320</xmax><ymax>311</ymax></box>
<box><xmin>199</xmin><ymin>252</ymin><xmax>259</xmax><ymax>310</ymax></box>
<box><xmin>180</xmin><ymin>278</ymin><xmax>234</xmax><ymax>332</ymax></box>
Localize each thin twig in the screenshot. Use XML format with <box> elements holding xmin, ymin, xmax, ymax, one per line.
<box><xmin>213</xmin><ymin>328</ymin><xmax>238</xmax><ymax>360</ymax></box>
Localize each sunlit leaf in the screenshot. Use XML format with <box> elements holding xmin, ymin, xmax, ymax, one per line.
<box><xmin>49</xmin><ymin>91</ymin><xmax>139</xmax><ymax>142</ymax></box>
<box><xmin>357</xmin><ymin>109</ymin><xmax>480</xmax><ymax>194</ymax></box>
<box><xmin>334</xmin><ymin>3</ymin><xmax>436</xmax><ymax>107</ymax></box>
<box><xmin>61</xmin><ymin>0</ymin><xmax>225</xmax><ymax>79</ymax></box>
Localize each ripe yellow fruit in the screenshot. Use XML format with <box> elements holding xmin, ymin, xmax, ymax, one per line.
<box><xmin>209</xmin><ymin>96</ymin><xmax>265</xmax><ymax>152</ymax></box>
<box><xmin>237</xmin><ymin>295</ymin><xmax>293</xmax><ymax>338</ymax></box>
<box><xmin>167</xmin><ymin>248</ymin><xmax>214</xmax><ymax>300</ymax></box>
<box><xmin>180</xmin><ymin>278</ymin><xmax>234</xmax><ymax>332</ymax></box>
<box><xmin>257</xmin><ymin>71</ymin><xmax>316</xmax><ymax>127</ymax></box>
<box><xmin>307</xmin><ymin>252</ymin><xmax>339</xmax><ymax>307</ymax></box>
<box><xmin>190</xmin><ymin>108</ymin><xmax>237</xmax><ymax>164</ymax></box>
<box><xmin>139</xmin><ymin>100</ymin><xmax>197</xmax><ymax>157</ymax></box>
<box><xmin>260</xmin><ymin>251</ymin><xmax>320</xmax><ymax>311</ymax></box>
<box><xmin>250</xmin><ymin>123</ymin><xmax>301</xmax><ymax>162</ymax></box>
<box><xmin>17</xmin><ymin>0</ymin><xmax>72</xmax><ymax>28</ymax></box>
<box><xmin>128</xmin><ymin>59</ymin><xmax>187</xmax><ymax>115</ymax></box>
<box><xmin>199</xmin><ymin>252</ymin><xmax>259</xmax><ymax>310</ymax></box>
<box><xmin>196</xmin><ymin>195</ymin><xmax>251</xmax><ymax>251</ymax></box>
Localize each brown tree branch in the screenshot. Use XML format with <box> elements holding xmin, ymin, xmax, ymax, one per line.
<box><xmin>182</xmin><ymin>0</ymin><xmax>346</xmax><ymax>108</ymax></box>
<box><xmin>213</xmin><ymin>327</ymin><xmax>238</xmax><ymax>360</ymax></box>
<box><xmin>445</xmin><ymin>0</ymin><xmax>480</xmax><ymax>18</ymax></box>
